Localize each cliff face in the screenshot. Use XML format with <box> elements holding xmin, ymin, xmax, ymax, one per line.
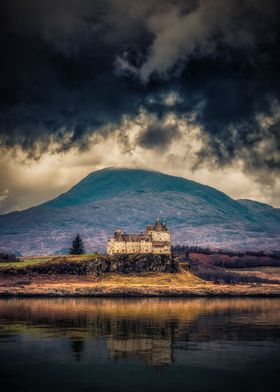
<box><xmin>0</xmin><ymin>254</ymin><xmax>180</xmax><ymax>275</ymax></box>
<box><xmin>108</xmin><ymin>254</ymin><xmax>179</xmax><ymax>273</ymax></box>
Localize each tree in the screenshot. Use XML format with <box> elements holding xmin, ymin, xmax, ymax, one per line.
<box><xmin>69</xmin><ymin>234</ymin><xmax>85</xmax><ymax>255</ymax></box>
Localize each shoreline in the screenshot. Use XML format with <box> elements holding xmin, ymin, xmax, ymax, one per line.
<box><xmin>1</xmin><ymin>290</ymin><xmax>279</xmax><ymax>298</ymax></box>
<box><xmin>1</xmin><ymin>282</ymin><xmax>279</xmax><ymax>298</ymax></box>
<box><xmin>1</xmin><ymin>268</ymin><xmax>279</xmax><ymax>298</ymax></box>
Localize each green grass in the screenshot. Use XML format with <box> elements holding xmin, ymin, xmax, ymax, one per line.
<box><xmin>65</xmin><ymin>253</ymin><xmax>102</xmax><ymax>261</ymax></box>
<box><xmin>0</xmin><ymin>253</ymin><xmax>102</xmax><ymax>268</ymax></box>
<box><xmin>0</xmin><ymin>257</ymin><xmax>51</xmax><ymax>268</ymax></box>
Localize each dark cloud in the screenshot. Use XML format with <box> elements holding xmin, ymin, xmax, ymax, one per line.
<box><xmin>0</xmin><ymin>0</ymin><xmax>279</xmax><ymax>179</ymax></box>
<box><xmin>138</xmin><ymin>119</ymin><xmax>180</xmax><ymax>151</ymax></box>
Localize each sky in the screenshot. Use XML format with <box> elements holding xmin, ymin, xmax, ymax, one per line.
<box><xmin>0</xmin><ymin>0</ymin><xmax>280</xmax><ymax>214</ymax></box>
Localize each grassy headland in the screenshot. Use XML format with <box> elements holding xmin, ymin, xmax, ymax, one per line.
<box><xmin>0</xmin><ymin>253</ymin><xmax>279</xmax><ymax>297</ymax></box>
<box><xmin>0</xmin><ymin>254</ymin><xmax>100</xmax><ymax>268</ymax></box>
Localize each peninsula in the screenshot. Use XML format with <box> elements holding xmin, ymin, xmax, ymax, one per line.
<box><xmin>0</xmin><ymin>253</ymin><xmax>279</xmax><ymax>297</ymax></box>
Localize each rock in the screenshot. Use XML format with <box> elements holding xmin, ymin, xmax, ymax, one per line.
<box><xmin>0</xmin><ymin>254</ymin><xmax>180</xmax><ymax>275</ymax></box>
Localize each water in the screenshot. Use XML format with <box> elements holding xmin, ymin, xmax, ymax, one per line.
<box><xmin>0</xmin><ymin>298</ymin><xmax>279</xmax><ymax>392</ymax></box>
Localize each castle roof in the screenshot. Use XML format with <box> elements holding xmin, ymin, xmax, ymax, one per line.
<box><xmin>112</xmin><ymin>220</ymin><xmax>169</xmax><ymax>243</ymax></box>
<box><xmin>114</xmin><ymin>233</ymin><xmax>151</xmax><ymax>242</ymax></box>
<box><xmin>147</xmin><ymin>220</ymin><xmax>168</xmax><ymax>232</ymax></box>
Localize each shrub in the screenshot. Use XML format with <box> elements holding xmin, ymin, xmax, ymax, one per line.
<box><xmin>0</xmin><ymin>249</ymin><xmax>19</xmax><ymax>263</ymax></box>
<box><xmin>69</xmin><ymin>234</ymin><xmax>85</xmax><ymax>255</ymax></box>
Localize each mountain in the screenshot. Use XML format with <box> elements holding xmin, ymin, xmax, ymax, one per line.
<box><xmin>0</xmin><ymin>168</ymin><xmax>279</xmax><ymax>255</ymax></box>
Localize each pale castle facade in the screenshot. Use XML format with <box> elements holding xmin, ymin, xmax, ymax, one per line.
<box><xmin>107</xmin><ymin>220</ymin><xmax>171</xmax><ymax>255</ymax></box>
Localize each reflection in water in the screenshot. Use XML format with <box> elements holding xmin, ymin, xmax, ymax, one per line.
<box><xmin>0</xmin><ymin>298</ymin><xmax>279</xmax><ymax>391</ymax></box>
<box><xmin>70</xmin><ymin>338</ymin><xmax>85</xmax><ymax>361</ymax></box>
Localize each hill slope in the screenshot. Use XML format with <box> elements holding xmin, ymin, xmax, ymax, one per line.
<box><xmin>0</xmin><ymin>168</ymin><xmax>279</xmax><ymax>255</ymax></box>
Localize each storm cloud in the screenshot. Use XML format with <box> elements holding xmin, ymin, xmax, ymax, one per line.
<box><xmin>0</xmin><ymin>0</ymin><xmax>280</xmax><ymax>206</ymax></box>
<box><xmin>137</xmin><ymin>116</ymin><xmax>181</xmax><ymax>151</ymax></box>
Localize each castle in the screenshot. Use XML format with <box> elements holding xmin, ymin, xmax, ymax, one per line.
<box><xmin>107</xmin><ymin>220</ymin><xmax>171</xmax><ymax>255</ymax></box>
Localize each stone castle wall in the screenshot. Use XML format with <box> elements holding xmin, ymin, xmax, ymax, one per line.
<box><xmin>148</xmin><ymin>230</ymin><xmax>170</xmax><ymax>242</ymax></box>
<box><xmin>108</xmin><ymin>240</ymin><xmax>153</xmax><ymax>255</ymax></box>
<box><xmin>107</xmin><ymin>221</ymin><xmax>171</xmax><ymax>256</ymax></box>
<box><xmin>108</xmin><ymin>238</ymin><xmax>171</xmax><ymax>255</ymax></box>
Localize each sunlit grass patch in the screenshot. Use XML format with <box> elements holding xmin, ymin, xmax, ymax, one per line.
<box><xmin>97</xmin><ymin>269</ymin><xmax>203</xmax><ymax>287</ymax></box>
<box><xmin>58</xmin><ymin>253</ymin><xmax>103</xmax><ymax>262</ymax></box>
<box><xmin>0</xmin><ymin>257</ymin><xmax>51</xmax><ymax>268</ymax></box>
<box><xmin>0</xmin><ymin>253</ymin><xmax>103</xmax><ymax>268</ymax></box>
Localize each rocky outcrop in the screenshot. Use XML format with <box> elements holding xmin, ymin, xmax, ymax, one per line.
<box><xmin>109</xmin><ymin>254</ymin><xmax>179</xmax><ymax>273</ymax></box>
<box><xmin>0</xmin><ymin>254</ymin><xmax>180</xmax><ymax>276</ymax></box>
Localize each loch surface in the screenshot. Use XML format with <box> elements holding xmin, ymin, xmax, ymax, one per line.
<box><xmin>0</xmin><ymin>298</ymin><xmax>279</xmax><ymax>392</ymax></box>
